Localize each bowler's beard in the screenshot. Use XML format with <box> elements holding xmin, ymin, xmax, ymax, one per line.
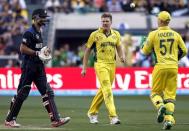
<box><xmin>38</xmin><ymin>21</ymin><xmax>45</xmax><ymax>26</ymax></box>
<box><xmin>37</xmin><ymin>19</ymin><xmax>49</xmax><ymax>26</ymax></box>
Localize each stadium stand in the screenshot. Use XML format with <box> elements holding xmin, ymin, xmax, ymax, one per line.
<box><xmin>0</xmin><ymin>0</ymin><xmax>188</xmax><ymax>67</ymax></box>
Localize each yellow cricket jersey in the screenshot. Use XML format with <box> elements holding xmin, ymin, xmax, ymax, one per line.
<box><xmin>86</xmin><ymin>28</ymin><xmax>121</xmax><ymax>63</ymax></box>
<box><xmin>142</xmin><ymin>26</ymin><xmax>187</xmax><ymax>68</ymax></box>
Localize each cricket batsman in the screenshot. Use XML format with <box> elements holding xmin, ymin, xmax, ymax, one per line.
<box><xmin>4</xmin><ymin>9</ymin><xmax>70</xmax><ymax>128</ymax></box>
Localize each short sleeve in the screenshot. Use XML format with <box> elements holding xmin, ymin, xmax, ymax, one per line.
<box><xmin>22</xmin><ymin>31</ymin><xmax>33</xmax><ymax>46</ymax></box>
<box><xmin>116</xmin><ymin>31</ymin><xmax>121</xmax><ymax>46</ymax></box>
<box><xmin>114</xmin><ymin>31</ymin><xmax>121</xmax><ymax>46</ymax></box>
<box><xmin>177</xmin><ymin>33</ymin><xmax>187</xmax><ymax>58</ymax></box>
<box><xmin>141</xmin><ymin>32</ymin><xmax>154</xmax><ymax>55</ymax></box>
<box><xmin>86</xmin><ymin>32</ymin><xmax>96</xmax><ymax>49</ymax></box>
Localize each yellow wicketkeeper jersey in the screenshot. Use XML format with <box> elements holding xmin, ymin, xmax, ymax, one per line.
<box><xmin>142</xmin><ymin>26</ymin><xmax>187</xmax><ymax>68</ymax></box>
<box><xmin>86</xmin><ymin>28</ymin><xmax>121</xmax><ymax>63</ymax></box>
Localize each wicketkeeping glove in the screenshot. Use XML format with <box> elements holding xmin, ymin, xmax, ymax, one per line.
<box><xmin>37</xmin><ymin>46</ymin><xmax>52</xmax><ymax>63</ymax></box>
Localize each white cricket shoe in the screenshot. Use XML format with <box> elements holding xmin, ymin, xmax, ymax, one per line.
<box><xmin>110</xmin><ymin>117</ymin><xmax>121</xmax><ymax>125</ymax></box>
<box><xmin>5</xmin><ymin>120</ymin><xmax>21</xmax><ymax>128</ymax></box>
<box><xmin>163</xmin><ymin>121</ymin><xmax>173</xmax><ymax>130</ymax></box>
<box><xmin>87</xmin><ymin>114</ymin><xmax>98</xmax><ymax>124</ymax></box>
<box><xmin>51</xmin><ymin>117</ymin><xmax>71</xmax><ymax>127</ymax></box>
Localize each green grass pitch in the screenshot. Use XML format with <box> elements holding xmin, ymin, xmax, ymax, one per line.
<box><xmin>0</xmin><ymin>96</ymin><xmax>189</xmax><ymax>131</ymax></box>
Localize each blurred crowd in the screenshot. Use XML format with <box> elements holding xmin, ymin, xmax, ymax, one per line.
<box><xmin>0</xmin><ymin>0</ymin><xmax>28</xmax><ymax>67</ymax></box>
<box><xmin>52</xmin><ymin>44</ymin><xmax>84</xmax><ymax>67</ymax></box>
<box><xmin>52</xmin><ymin>30</ymin><xmax>189</xmax><ymax>68</ymax></box>
<box><xmin>44</xmin><ymin>0</ymin><xmax>189</xmax><ymax>16</ymax></box>
<box><xmin>118</xmin><ymin>32</ymin><xmax>189</xmax><ymax>67</ymax></box>
<box><xmin>42</xmin><ymin>0</ymin><xmax>189</xmax><ymax>68</ymax></box>
<box><xmin>0</xmin><ymin>0</ymin><xmax>189</xmax><ymax>67</ymax></box>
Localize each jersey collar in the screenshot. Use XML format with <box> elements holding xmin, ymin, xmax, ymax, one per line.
<box><xmin>99</xmin><ymin>27</ymin><xmax>112</xmax><ymax>37</ymax></box>
<box><xmin>158</xmin><ymin>26</ymin><xmax>170</xmax><ymax>30</ymax></box>
<box><xmin>32</xmin><ymin>24</ymin><xmax>41</xmax><ymax>34</ymax></box>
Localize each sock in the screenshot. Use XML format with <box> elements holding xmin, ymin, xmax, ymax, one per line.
<box><xmin>42</xmin><ymin>94</ymin><xmax>60</xmax><ymax>122</ymax></box>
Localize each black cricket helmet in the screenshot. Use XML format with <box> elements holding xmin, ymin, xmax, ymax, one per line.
<box><xmin>32</xmin><ymin>9</ymin><xmax>50</xmax><ymax>26</ymax></box>
<box><xmin>32</xmin><ymin>9</ymin><xmax>49</xmax><ymax>19</ymax></box>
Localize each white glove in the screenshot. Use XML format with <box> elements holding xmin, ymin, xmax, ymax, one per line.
<box><xmin>38</xmin><ymin>46</ymin><xmax>52</xmax><ymax>63</ymax></box>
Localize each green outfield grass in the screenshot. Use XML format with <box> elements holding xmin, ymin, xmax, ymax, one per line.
<box><xmin>0</xmin><ymin>96</ymin><xmax>189</xmax><ymax>131</ymax></box>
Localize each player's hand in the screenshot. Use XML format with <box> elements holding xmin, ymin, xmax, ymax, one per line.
<box><xmin>37</xmin><ymin>46</ymin><xmax>52</xmax><ymax>63</ymax></box>
<box><xmin>120</xmin><ymin>57</ymin><xmax>126</xmax><ymax>63</ymax></box>
<box><xmin>81</xmin><ymin>68</ymin><xmax>86</xmax><ymax>77</ymax></box>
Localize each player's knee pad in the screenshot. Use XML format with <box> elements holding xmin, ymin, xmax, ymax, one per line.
<box><xmin>11</xmin><ymin>95</ymin><xmax>17</xmax><ymax>102</ymax></box>
<box><xmin>164</xmin><ymin>99</ymin><xmax>175</xmax><ymax>114</ymax></box>
<box><xmin>42</xmin><ymin>83</ymin><xmax>54</xmax><ymax>105</ymax></box>
<box><xmin>165</xmin><ymin>103</ymin><xmax>175</xmax><ymax>113</ymax></box>
<box><xmin>9</xmin><ymin>95</ymin><xmax>17</xmax><ymax>110</ymax></box>
<box><xmin>46</xmin><ymin>83</ymin><xmax>54</xmax><ymax>98</ymax></box>
<box><xmin>150</xmin><ymin>93</ymin><xmax>157</xmax><ymax>98</ymax></box>
<box><xmin>17</xmin><ymin>85</ymin><xmax>31</xmax><ymax>101</ymax></box>
<box><xmin>150</xmin><ymin>94</ymin><xmax>164</xmax><ymax>105</ymax></box>
<box><xmin>42</xmin><ymin>85</ymin><xmax>59</xmax><ymax>121</ymax></box>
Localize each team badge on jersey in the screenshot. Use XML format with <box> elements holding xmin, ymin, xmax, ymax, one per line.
<box><xmin>36</xmin><ymin>34</ymin><xmax>40</xmax><ymax>39</ymax></box>
<box><xmin>22</xmin><ymin>38</ymin><xmax>27</xmax><ymax>43</ymax></box>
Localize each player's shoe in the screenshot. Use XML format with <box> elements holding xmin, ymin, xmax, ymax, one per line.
<box><xmin>157</xmin><ymin>105</ymin><xmax>166</xmax><ymax>123</ymax></box>
<box><xmin>110</xmin><ymin>117</ymin><xmax>121</xmax><ymax>125</ymax></box>
<box><xmin>51</xmin><ymin>117</ymin><xmax>71</xmax><ymax>127</ymax></box>
<box><xmin>87</xmin><ymin>114</ymin><xmax>98</xmax><ymax>124</ymax></box>
<box><xmin>163</xmin><ymin>121</ymin><xmax>173</xmax><ymax>130</ymax></box>
<box><xmin>4</xmin><ymin>120</ymin><xmax>21</xmax><ymax>128</ymax></box>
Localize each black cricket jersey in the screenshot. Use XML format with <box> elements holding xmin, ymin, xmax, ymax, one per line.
<box><xmin>21</xmin><ymin>24</ymin><xmax>43</xmax><ymax>64</ymax></box>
